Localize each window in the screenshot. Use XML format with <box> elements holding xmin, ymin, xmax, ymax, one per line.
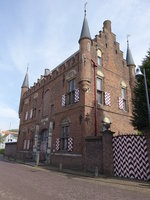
<box><xmin>61</xmin><ymin>126</ymin><xmax>69</xmax><ymax>151</ymax></box>
<box><xmin>33</xmin><ymin>99</ymin><xmax>37</xmax><ymax>118</ymax></box>
<box><xmin>122</xmin><ymin>88</ymin><xmax>127</xmax><ymax>111</ymax></box>
<box><xmin>67</xmin><ymin>79</ymin><xmax>76</xmax><ymax>105</ymax></box>
<box><xmin>23</xmin><ymin>139</ymin><xmax>27</xmax><ymax>150</ymax></box>
<box><xmin>97</xmin><ymin>78</ymin><xmax>103</xmax><ymax>104</ymax></box>
<box><xmin>30</xmin><ymin>109</ymin><xmax>33</xmax><ymax>119</ymax></box>
<box><xmin>25</xmin><ymin>111</ymin><xmax>28</xmax><ymax>120</ymax></box>
<box><xmin>97</xmin><ymin>49</ymin><xmax>102</xmax><ymax>67</ymax></box>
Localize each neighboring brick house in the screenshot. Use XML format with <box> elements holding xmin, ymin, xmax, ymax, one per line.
<box><xmin>17</xmin><ymin>11</ymin><xmax>136</xmax><ymax>169</ymax></box>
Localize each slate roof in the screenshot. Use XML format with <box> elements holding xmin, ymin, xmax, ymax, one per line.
<box><xmin>22</xmin><ymin>71</ymin><xmax>29</xmax><ymax>88</ymax></box>
<box><xmin>79</xmin><ymin>15</ymin><xmax>91</xmax><ymax>42</ymax></box>
<box><xmin>126</xmin><ymin>40</ymin><xmax>135</xmax><ymax>66</ymax></box>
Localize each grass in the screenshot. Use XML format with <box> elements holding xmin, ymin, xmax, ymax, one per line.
<box><xmin>0</xmin><ymin>149</ymin><xmax>5</xmax><ymax>155</ymax></box>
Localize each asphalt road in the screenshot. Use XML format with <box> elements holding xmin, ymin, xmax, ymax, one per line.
<box><xmin>0</xmin><ymin>154</ymin><xmax>150</xmax><ymax>200</ymax></box>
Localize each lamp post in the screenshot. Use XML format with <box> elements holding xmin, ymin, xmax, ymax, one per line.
<box><xmin>136</xmin><ymin>66</ymin><xmax>150</xmax><ymax>127</ymax></box>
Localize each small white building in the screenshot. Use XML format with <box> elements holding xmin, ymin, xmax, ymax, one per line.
<box><xmin>0</xmin><ymin>131</ymin><xmax>18</xmax><ymax>149</ymax></box>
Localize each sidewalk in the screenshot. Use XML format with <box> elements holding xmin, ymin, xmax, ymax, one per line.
<box><xmin>24</xmin><ymin>160</ymin><xmax>150</xmax><ymax>189</ymax></box>
<box><xmin>3</xmin><ymin>156</ymin><xmax>150</xmax><ymax>189</ymax></box>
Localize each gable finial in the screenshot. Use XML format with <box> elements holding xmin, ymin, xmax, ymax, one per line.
<box><xmin>84</xmin><ymin>2</ymin><xmax>87</xmax><ymax>16</ymax></box>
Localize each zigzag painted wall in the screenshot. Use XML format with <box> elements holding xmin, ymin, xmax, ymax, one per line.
<box><xmin>112</xmin><ymin>135</ymin><xmax>150</xmax><ymax>180</ymax></box>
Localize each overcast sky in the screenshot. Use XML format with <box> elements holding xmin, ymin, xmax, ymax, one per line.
<box><xmin>0</xmin><ymin>0</ymin><xmax>150</xmax><ymax>130</ymax></box>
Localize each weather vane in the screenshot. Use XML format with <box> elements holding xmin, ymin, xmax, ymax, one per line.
<box><xmin>127</xmin><ymin>34</ymin><xmax>131</xmax><ymax>45</ymax></box>
<box><xmin>84</xmin><ymin>1</ymin><xmax>87</xmax><ymax>16</ymax></box>
<box><xmin>27</xmin><ymin>63</ymin><xmax>29</xmax><ymax>73</ymax></box>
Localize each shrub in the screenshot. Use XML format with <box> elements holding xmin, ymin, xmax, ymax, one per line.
<box><xmin>0</xmin><ymin>149</ymin><xmax>5</xmax><ymax>155</ymax></box>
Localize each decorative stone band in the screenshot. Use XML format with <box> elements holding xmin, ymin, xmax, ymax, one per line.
<box><xmin>118</xmin><ymin>97</ymin><xmax>124</xmax><ymax>110</ymax></box>
<box><xmin>104</xmin><ymin>92</ymin><xmax>111</xmax><ymax>106</ymax></box>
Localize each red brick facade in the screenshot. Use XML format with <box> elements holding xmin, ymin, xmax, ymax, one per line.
<box><xmin>17</xmin><ymin>18</ymin><xmax>136</xmax><ymax>168</ymax></box>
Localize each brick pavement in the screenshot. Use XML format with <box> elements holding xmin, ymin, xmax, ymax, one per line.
<box><xmin>0</xmin><ymin>155</ymin><xmax>150</xmax><ymax>200</ymax></box>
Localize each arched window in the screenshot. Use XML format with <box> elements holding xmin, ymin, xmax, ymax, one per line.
<box><xmin>97</xmin><ymin>49</ymin><xmax>102</xmax><ymax>67</ymax></box>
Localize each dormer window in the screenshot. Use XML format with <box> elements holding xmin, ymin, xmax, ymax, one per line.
<box><xmin>97</xmin><ymin>49</ymin><xmax>102</xmax><ymax>67</ymax></box>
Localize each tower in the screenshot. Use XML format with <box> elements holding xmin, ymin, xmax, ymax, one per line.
<box><xmin>126</xmin><ymin>37</ymin><xmax>136</xmax><ymax>97</ymax></box>
<box><xmin>78</xmin><ymin>3</ymin><xmax>92</xmax><ymax>92</ymax></box>
<box><xmin>19</xmin><ymin>68</ymin><xmax>29</xmax><ymax>117</ymax></box>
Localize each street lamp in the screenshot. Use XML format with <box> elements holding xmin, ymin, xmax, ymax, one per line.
<box><xmin>136</xmin><ymin>66</ymin><xmax>150</xmax><ymax>127</ymax></box>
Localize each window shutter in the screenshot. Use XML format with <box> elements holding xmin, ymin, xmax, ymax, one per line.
<box><xmin>56</xmin><ymin>138</ymin><xmax>60</xmax><ymax>151</ymax></box>
<box><xmin>119</xmin><ymin>97</ymin><xmax>124</xmax><ymax>110</ymax></box>
<box><xmin>74</xmin><ymin>88</ymin><xmax>80</xmax><ymax>103</ymax></box>
<box><xmin>104</xmin><ymin>92</ymin><xmax>111</xmax><ymax>106</ymax></box>
<box><xmin>30</xmin><ymin>109</ymin><xmax>33</xmax><ymax>119</ymax></box>
<box><xmin>62</xmin><ymin>94</ymin><xmax>66</xmax><ymax>107</ymax></box>
<box><xmin>23</xmin><ymin>140</ymin><xmax>27</xmax><ymax>150</ymax></box>
<box><xmin>27</xmin><ymin>140</ymin><xmax>30</xmax><ymax>150</ymax></box>
<box><xmin>25</xmin><ymin>112</ymin><xmax>28</xmax><ymax>120</ymax></box>
<box><xmin>68</xmin><ymin>138</ymin><xmax>73</xmax><ymax>152</ymax></box>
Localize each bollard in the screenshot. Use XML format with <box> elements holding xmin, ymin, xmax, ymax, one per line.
<box><xmin>95</xmin><ymin>166</ymin><xmax>99</xmax><ymax>177</ymax></box>
<box><xmin>36</xmin><ymin>152</ymin><xmax>40</xmax><ymax>166</ymax></box>
<box><xmin>59</xmin><ymin>163</ymin><xmax>62</xmax><ymax>171</ymax></box>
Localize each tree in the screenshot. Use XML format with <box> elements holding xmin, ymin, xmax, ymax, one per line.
<box><xmin>132</xmin><ymin>49</ymin><xmax>150</xmax><ymax>130</ymax></box>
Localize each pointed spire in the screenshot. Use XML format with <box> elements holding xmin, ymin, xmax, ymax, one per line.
<box><xmin>79</xmin><ymin>2</ymin><xmax>91</xmax><ymax>43</ymax></box>
<box><xmin>22</xmin><ymin>67</ymin><xmax>29</xmax><ymax>88</ymax></box>
<box><xmin>126</xmin><ymin>35</ymin><xmax>135</xmax><ymax>66</ymax></box>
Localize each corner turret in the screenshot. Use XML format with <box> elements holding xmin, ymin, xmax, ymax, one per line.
<box><xmin>79</xmin><ymin>8</ymin><xmax>91</xmax><ymax>43</ymax></box>
<box><xmin>126</xmin><ymin>37</ymin><xmax>136</xmax><ymax>97</ymax></box>
<box><xmin>79</xmin><ymin>3</ymin><xmax>92</xmax><ymax>92</ymax></box>
<box><xmin>19</xmin><ymin>68</ymin><xmax>29</xmax><ymax>117</ymax></box>
<box><xmin>126</xmin><ymin>38</ymin><xmax>135</xmax><ymax>66</ymax></box>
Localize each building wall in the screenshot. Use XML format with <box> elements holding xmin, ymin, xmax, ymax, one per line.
<box><xmin>17</xmin><ymin>19</ymin><xmax>136</xmax><ymax>168</ymax></box>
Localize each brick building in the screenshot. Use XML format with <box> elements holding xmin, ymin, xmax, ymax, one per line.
<box><xmin>17</xmin><ymin>11</ymin><xmax>136</xmax><ymax>169</ymax></box>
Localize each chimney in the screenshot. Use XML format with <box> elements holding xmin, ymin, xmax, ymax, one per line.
<box><xmin>103</xmin><ymin>20</ymin><xmax>111</xmax><ymax>32</ymax></box>
<box><xmin>44</xmin><ymin>69</ymin><xmax>50</xmax><ymax>76</ymax></box>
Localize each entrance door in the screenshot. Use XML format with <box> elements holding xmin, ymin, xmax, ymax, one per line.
<box><xmin>39</xmin><ymin>129</ymin><xmax>48</xmax><ymax>161</ymax></box>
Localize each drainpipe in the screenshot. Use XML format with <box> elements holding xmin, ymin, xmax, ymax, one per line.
<box><xmin>91</xmin><ymin>60</ymin><xmax>98</xmax><ymax>136</ymax></box>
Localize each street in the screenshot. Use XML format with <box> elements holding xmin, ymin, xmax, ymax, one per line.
<box><xmin>0</xmin><ymin>155</ymin><xmax>150</xmax><ymax>200</ymax></box>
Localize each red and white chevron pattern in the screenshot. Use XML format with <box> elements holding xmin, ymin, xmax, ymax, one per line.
<box><xmin>74</xmin><ymin>88</ymin><xmax>80</xmax><ymax>103</ymax></box>
<box><xmin>61</xmin><ymin>94</ymin><xmax>66</xmax><ymax>107</ymax></box>
<box><xmin>68</xmin><ymin>138</ymin><xmax>73</xmax><ymax>151</ymax></box>
<box><xmin>56</xmin><ymin>138</ymin><xmax>60</xmax><ymax>151</ymax></box>
<box><xmin>104</xmin><ymin>92</ymin><xmax>111</xmax><ymax>106</ymax></box>
<box><xmin>118</xmin><ymin>97</ymin><xmax>124</xmax><ymax>110</ymax></box>
<box><xmin>112</xmin><ymin>135</ymin><xmax>150</xmax><ymax>180</ymax></box>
